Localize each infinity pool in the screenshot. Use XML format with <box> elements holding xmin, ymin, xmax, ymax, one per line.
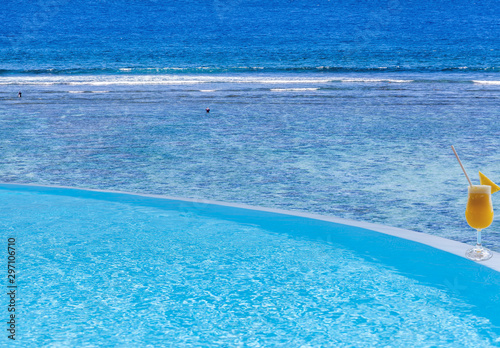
<box><xmin>3</xmin><ymin>184</ymin><xmax>500</xmax><ymax>347</ymax></box>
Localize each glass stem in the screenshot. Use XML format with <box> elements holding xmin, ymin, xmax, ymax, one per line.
<box><xmin>476</xmin><ymin>229</ymin><xmax>483</xmax><ymax>249</ymax></box>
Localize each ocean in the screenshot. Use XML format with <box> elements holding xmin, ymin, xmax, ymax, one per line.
<box><xmin>1</xmin><ymin>0</ymin><xmax>499</xmax><ymax>250</ymax></box>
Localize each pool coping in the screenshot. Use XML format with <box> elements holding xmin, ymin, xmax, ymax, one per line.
<box><xmin>3</xmin><ymin>182</ymin><xmax>500</xmax><ymax>273</ymax></box>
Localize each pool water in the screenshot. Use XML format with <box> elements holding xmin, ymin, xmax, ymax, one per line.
<box><xmin>3</xmin><ymin>184</ymin><xmax>500</xmax><ymax>347</ymax></box>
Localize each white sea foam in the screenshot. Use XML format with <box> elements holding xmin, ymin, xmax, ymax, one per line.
<box><xmin>0</xmin><ymin>75</ymin><xmax>335</xmax><ymax>86</ymax></box>
<box><xmin>340</xmin><ymin>78</ymin><xmax>413</xmax><ymax>83</ymax></box>
<box><xmin>69</xmin><ymin>90</ymin><xmax>109</xmax><ymax>93</ymax></box>
<box><xmin>0</xmin><ymin>74</ymin><xmax>417</xmax><ymax>87</ymax></box>
<box><xmin>473</xmin><ymin>80</ymin><xmax>500</xmax><ymax>85</ymax></box>
<box><xmin>270</xmin><ymin>88</ymin><xmax>319</xmax><ymax>92</ymax></box>
<box><xmin>257</xmin><ymin>79</ymin><xmax>331</xmax><ymax>84</ymax></box>
<box><xmin>200</xmin><ymin>89</ymin><xmax>216</xmax><ymax>92</ymax></box>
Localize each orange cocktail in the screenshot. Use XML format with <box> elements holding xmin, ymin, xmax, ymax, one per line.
<box><xmin>464</xmin><ymin>184</ymin><xmax>494</xmax><ymax>261</ymax></box>
<box><xmin>465</xmin><ymin>185</ymin><xmax>494</xmax><ymax>230</ymax></box>
<box><xmin>452</xmin><ymin>146</ymin><xmax>497</xmax><ymax>261</ymax></box>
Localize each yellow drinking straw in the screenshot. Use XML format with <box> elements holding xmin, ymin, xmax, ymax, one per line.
<box><xmin>451</xmin><ymin>145</ymin><xmax>473</xmax><ymax>187</ymax></box>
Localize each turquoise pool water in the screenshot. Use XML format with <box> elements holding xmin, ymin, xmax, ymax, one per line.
<box><xmin>3</xmin><ymin>184</ymin><xmax>500</xmax><ymax>347</ymax></box>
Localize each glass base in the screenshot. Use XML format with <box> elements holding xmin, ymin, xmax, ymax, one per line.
<box><xmin>466</xmin><ymin>246</ymin><xmax>493</xmax><ymax>261</ymax></box>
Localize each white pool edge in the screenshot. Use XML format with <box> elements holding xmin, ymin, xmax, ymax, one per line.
<box><xmin>3</xmin><ymin>182</ymin><xmax>500</xmax><ymax>273</ymax></box>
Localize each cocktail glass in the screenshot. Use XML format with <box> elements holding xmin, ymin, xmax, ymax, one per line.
<box><xmin>465</xmin><ymin>185</ymin><xmax>494</xmax><ymax>261</ymax></box>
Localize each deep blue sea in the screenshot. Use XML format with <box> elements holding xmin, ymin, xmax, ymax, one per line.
<box><xmin>1</xmin><ymin>0</ymin><xmax>499</xmax><ymax>250</ymax></box>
